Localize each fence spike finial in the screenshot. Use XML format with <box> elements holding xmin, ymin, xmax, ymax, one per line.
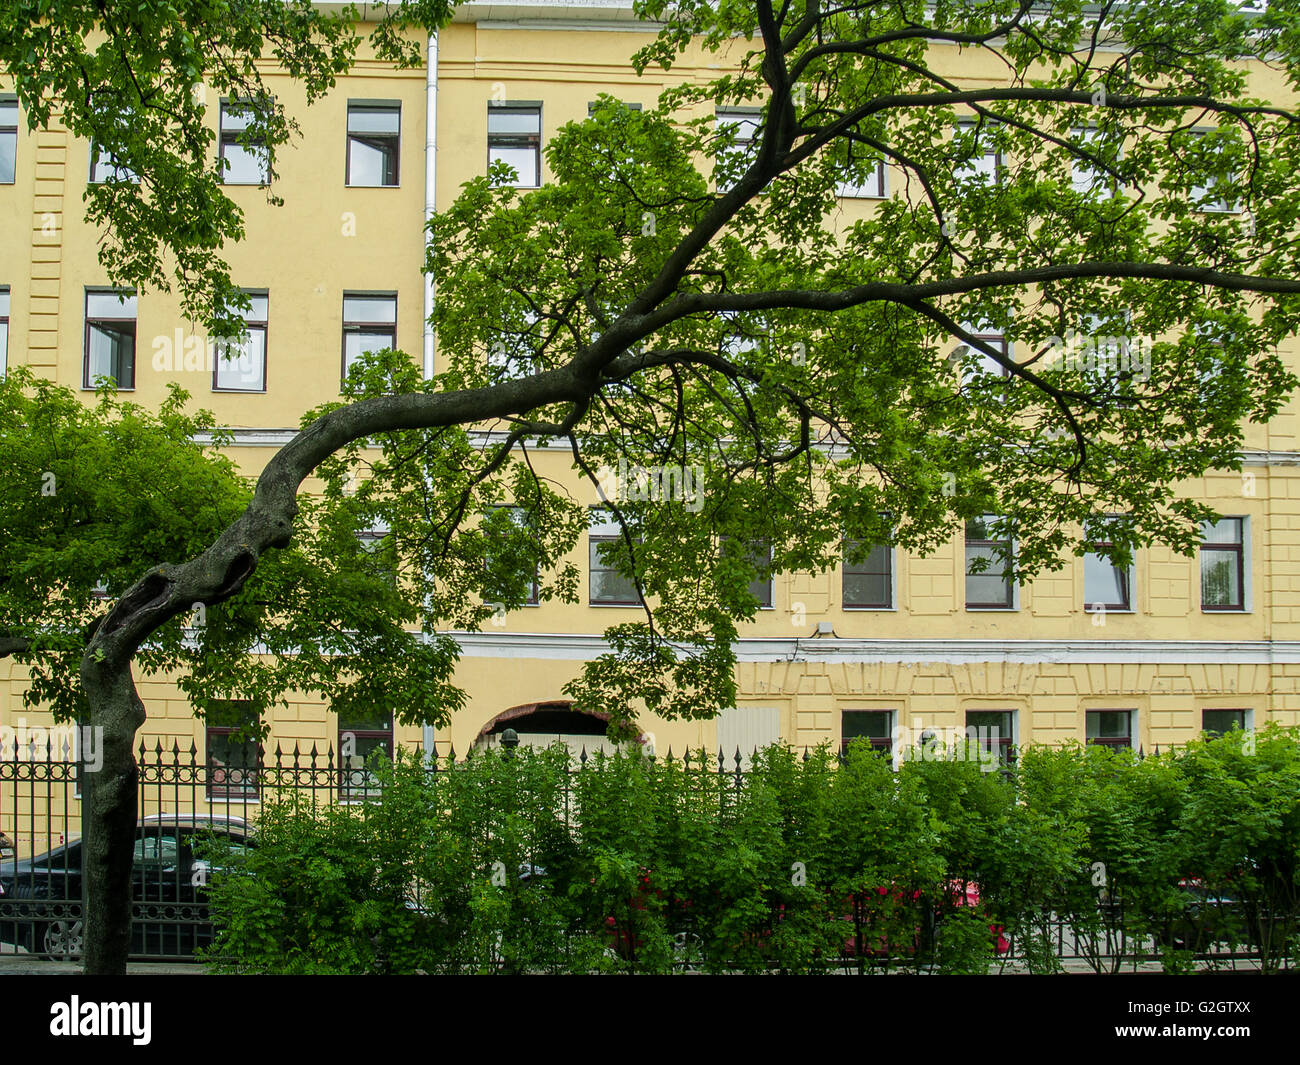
<box><xmin>803</xmin><ymin>746</ymin><xmax>809</xmax><ymax>763</ymax></box>
<box><xmin>579</xmin><ymin>746</ymin><xmax>588</xmax><ymax>764</ymax></box>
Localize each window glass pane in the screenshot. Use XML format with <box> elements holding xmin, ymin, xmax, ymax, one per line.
<box><xmin>842</xmin><ymin>711</ymin><xmax>892</xmax><ymax>740</ymax></box>
<box><xmin>589</xmin><ymin>509</ymin><xmax>620</xmax><ymax>536</ymax></box>
<box><xmin>86</xmin><ymin>322</ymin><xmax>135</xmax><ymax>388</ymax></box>
<box><xmin>590</xmin><ymin>542</ymin><xmax>639</xmax><ymax>603</ymax></box>
<box><xmin>1086</xmin><ymin>710</ymin><xmax>1130</xmax><ymax>739</ymax></box>
<box><xmin>1084</xmin><ymin>552</ymin><xmax>1128</xmax><ymax>606</ymax></box>
<box><xmin>214</xmin><ymin>328</ymin><xmax>266</xmax><ymax>390</ymax></box>
<box><xmin>1203</xmin><ymin>709</ymin><xmax>1246</xmax><ymax>735</ymax></box>
<box><xmin>0</xmin><ymin>288</ymin><xmax>9</xmax><ymax>315</ymax></box>
<box><xmin>1</xmin><ymin>320</ymin><xmax>7</xmax><ymax>369</ymax></box>
<box><xmin>221</xmin><ymin>104</ymin><xmax>254</xmax><ymax>131</ymax></box>
<box><xmin>1202</xmin><ymin>555</ymin><xmax>1240</xmax><ymax>607</ymax></box>
<box><xmin>87</xmin><ymin>291</ymin><xmax>136</xmax><ymax>317</ymax></box>
<box><xmin>344</xmin><ymin>329</ymin><xmax>395</xmax><ymax>371</ymax></box>
<box><xmin>221</xmin><ymin>142</ymin><xmax>268</xmax><ymax>183</ymax></box>
<box><xmin>242</xmin><ymin>294</ymin><xmax>268</xmax><ymax>321</ymax></box>
<box><xmin>845</xmin><ymin>571</ymin><xmax>889</xmax><ymax>607</ymax></box>
<box><xmin>1202</xmin><ymin>518</ymin><xmax>1242</xmax><ymax>543</ymax></box>
<box><xmin>343</xmin><ymin>296</ymin><xmax>397</xmax><ymax>323</ymax></box>
<box><xmin>90</xmin><ymin>146</ymin><xmax>137</xmax><ymax>184</ymax></box>
<box><xmin>488</xmin><ymin>109</ymin><xmax>540</xmax><ymax>134</ymax></box>
<box><xmin>0</xmin><ymin>102</ymin><xmax>15</xmax><ymax>185</ymax></box>
<box><xmin>348</xmin><ymin>137</ymin><xmax>397</xmax><ymax>186</ymax></box>
<box><xmin>348</xmin><ymin>106</ymin><xmax>400</xmax><ymax>134</ymax></box>
<box><xmin>487</xmin><ymin>146</ymin><xmax>538</xmax><ymax>186</ymax></box>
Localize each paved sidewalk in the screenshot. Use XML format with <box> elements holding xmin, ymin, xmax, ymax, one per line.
<box><xmin>0</xmin><ymin>951</ymin><xmax>207</xmax><ymax>975</ymax></box>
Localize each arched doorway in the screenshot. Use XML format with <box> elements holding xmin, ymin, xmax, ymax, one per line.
<box><xmin>471</xmin><ymin>701</ymin><xmax>629</xmax><ymax>758</ymax></box>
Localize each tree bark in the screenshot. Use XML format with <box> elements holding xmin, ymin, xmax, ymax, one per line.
<box><xmin>79</xmin><ymin>660</ymin><xmax>146</xmax><ymax>975</ymax></box>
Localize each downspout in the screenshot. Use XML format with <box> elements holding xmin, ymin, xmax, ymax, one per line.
<box><xmin>423</xmin><ymin>31</ymin><xmax>438</xmax><ymax>380</ymax></box>
<box><xmin>422</xmin><ymin>33</ymin><xmax>439</xmax><ymax>767</ymax></box>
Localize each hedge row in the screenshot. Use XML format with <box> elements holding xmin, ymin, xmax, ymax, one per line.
<box><xmin>202</xmin><ymin>724</ymin><xmax>1300</xmax><ymax>973</ymax></box>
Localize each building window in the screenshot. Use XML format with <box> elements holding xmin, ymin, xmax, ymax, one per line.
<box><xmin>339</xmin><ymin>707</ymin><xmax>393</xmax><ymax>800</ymax></box>
<box><xmin>966</xmin><ymin>515</ymin><xmax>1014</xmax><ymax>609</ymax></box>
<box><xmin>1190</xmin><ymin>130</ymin><xmax>1238</xmax><ymax>213</ymax></box>
<box><xmin>1086</xmin><ymin>709</ymin><xmax>1133</xmax><ymax>750</ymax></box>
<box><xmin>588</xmin><ymin>100</ymin><xmax>642</xmax><ymax>117</ymax></box>
<box><xmin>1201</xmin><ymin>517</ymin><xmax>1245</xmax><ymax>611</ymax></box>
<box><xmin>219</xmin><ymin>100</ymin><xmax>271</xmax><ymax>185</ymax></box>
<box><xmin>722</xmin><ymin>538</ymin><xmax>772</xmax><ymax>609</ymax></box>
<box><xmin>1070</xmin><ymin>126</ymin><xmax>1118</xmax><ymax>196</ymax></box>
<box><xmin>589</xmin><ymin>508</ymin><xmax>641</xmax><ymax>606</ymax></box>
<box><xmin>841</xmin><ymin>710</ymin><xmax>894</xmax><ymax>757</ymax></box>
<box><xmin>487</xmin><ymin>104</ymin><xmax>541</xmax><ymax>188</ymax></box>
<box><xmin>89</xmin><ymin>143</ymin><xmax>137</xmax><ymax>184</ymax></box>
<box><xmin>1084</xmin><ymin>519</ymin><xmax>1132</xmax><ymax>612</ymax></box>
<box><xmin>836</xmin><ymin>158</ymin><xmax>887</xmax><ymax>199</ymax></box>
<box><xmin>843</xmin><ymin>539</ymin><xmax>892</xmax><ymax>609</ymax></box>
<box><xmin>342</xmin><ymin>293</ymin><xmax>397</xmax><ymax>380</ymax></box>
<box><xmin>346</xmin><ymin>102</ymin><xmax>400</xmax><ymax>187</ymax></box>
<box><xmin>955</xmin><ymin>326</ymin><xmax>1011</xmax><ymax>379</ymax></box>
<box><xmin>715</xmin><ymin>108</ymin><xmax>761</xmax><ymax>192</ymax></box>
<box><xmin>1202</xmin><ymin>709</ymin><xmax>1249</xmax><ymax>737</ymax></box>
<box><xmin>966</xmin><ymin>710</ymin><xmax>1016</xmax><ymax>764</ymax></box>
<box><xmin>484</xmin><ymin>505</ymin><xmax>540</xmax><ymax>606</ymax></box>
<box><xmin>213</xmin><ymin>291</ymin><xmax>267</xmax><ymax>392</ymax></box>
<box><xmin>0</xmin><ymin>286</ymin><xmax>8</xmax><ymax>374</ymax></box>
<box><xmin>83</xmin><ymin>289</ymin><xmax>137</xmax><ymax>390</ymax></box>
<box><xmin>206</xmin><ymin>700</ymin><xmax>261</xmax><ymax>800</ymax></box>
<box><xmin>356</xmin><ymin>519</ymin><xmax>396</xmax><ymax>585</ymax></box>
<box><xmin>955</xmin><ymin>120</ymin><xmax>1001</xmax><ymax>185</ymax></box>
<box><xmin>0</xmin><ymin>97</ymin><xmax>16</xmax><ymax>184</ymax></box>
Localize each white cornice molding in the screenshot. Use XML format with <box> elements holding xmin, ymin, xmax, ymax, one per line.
<box><xmin>442</xmin><ymin>631</ymin><xmax>1300</xmax><ymax>665</ymax></box>
<box><xmin>197</xmin><ymin>429</ymin><xmax>1300</xmax><ymax>469</ymax></box>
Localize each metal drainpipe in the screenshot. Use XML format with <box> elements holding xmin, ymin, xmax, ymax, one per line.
<box><xmin>423</xmin><ymin>31</ymin><xmax>438</xmax><ymax>381</ymax></box>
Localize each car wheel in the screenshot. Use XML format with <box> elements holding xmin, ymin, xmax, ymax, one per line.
<box><xmin>40</xmin><ymin>919</ymin><xmax>83</xmax><ymax>960</ymax></box>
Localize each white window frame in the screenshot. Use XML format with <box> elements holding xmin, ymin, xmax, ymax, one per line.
<box><xmin>842</xmin><ymin>539</ymin><xmax>897</xmax><ymax>611</ymax></box>
<box><xmin>1200</xmin><ymin>514</ymin><xmax>1251</xmax><ymax>613</ymax></box>
<box><xmin>836</xmin><ymin>158</ymin><xmax>887</xmax><ymax>199</ymax></box>
<box><xmin>1189</xmin><ymin>129</ymin><xmax>1240</xmax><ymax>214</ymax></box>
<box><xmin>714</xmin><ymin>107</ymin><xmax>762</xmax><ymax>194</ymax></box>
<box><xmin>487</xmin><ymin>102</ymin><xmax>542</xmax><ymax>189</ymax></box>
<box><xmin>212</xmin><ymin>290</ymin><xmax>268</xmax><ymax>393</ymax></box>
<box><xmin>955</xmin><ymin>119</ymin><xmax>1002</xmax><ymax>186</ymax></box>
<box><xmin>1083</xmin><ymin>517</ymin><xmax>1136</xmax><ymax>615</ymax></box>
<box><xmin>0</xmin><ymin>285</ymin><xmax>9</xmax><ymax>376</ymax></box>
<box><xmin>1085</xmin><ymin>708</ymin><xmax>1138</xmax><ymax>752</ymax></box>
<box><xmin>965</xmin><ymin>514</ymin><xmax>1018</xmax><ymax>611</ymax></box>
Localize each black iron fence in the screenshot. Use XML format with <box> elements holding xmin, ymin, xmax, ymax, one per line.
<box><xmin>0</xmin><ymin>739</ymin><xmax>1288</xmax><ymax>970</ymax></box>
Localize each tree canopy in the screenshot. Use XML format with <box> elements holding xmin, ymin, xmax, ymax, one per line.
<box><xmin>0</xmin><ymin>366</ymin><xmax>462</xmax><ymax>732</ymax></box>
<box><xmin>6</xmin><ymin>0</ymin><xmax>1300</xmax><ymax>973</ymax></box>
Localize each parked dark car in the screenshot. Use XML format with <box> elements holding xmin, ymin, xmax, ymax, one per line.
<box><xmin>0</xmin><ymin>814</ymin><xmax>252</xmax><ymax>959</ymax></box>
<box><xmin>0</xmin><ymin>831</ymin><xmax>13</xmax><ymax>862</ymax></box>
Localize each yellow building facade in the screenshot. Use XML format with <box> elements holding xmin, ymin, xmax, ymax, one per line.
<box><xmin>2</xmin><ymin>2</ymin><xmax>1299</xmax><ymax>823</ymax></box>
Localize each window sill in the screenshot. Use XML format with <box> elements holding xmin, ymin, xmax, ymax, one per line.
<box><xmin>1084</xmin><ymin>606</ymin><xmax>1135</xmax><ymax>614</ymax></box>
<box><xmin>1201</xmin><ymin>607</ymin><xmax>1250</xmax><ymax>614</ymax></box>
<box><xmin>589</xmin><ymin>601</ymin><xmax>643</xmax><ymax>608</ymax></box>
<box><xmin>212</xmin><ymin>386</ymin><xmax>266</xmax><ymax>394</ymax></box>
<box><xmin>346</xmin><ymin>182</ymin><xmax>401</xmax><ymax>190</ymax></box>
<box><xmin>81</xmin><ymin>385</ymin><xmax>135</xmax><ymax>392</ymax></box>
<box><xmin>843</xmin><ymin>605</ymin><xmax>897</xmax><ymax>612</ymax></box>
<box><xmin>965</xmin><ymin>606</ymin><xmax>1018</xmax><ymax>612</ymax></box>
